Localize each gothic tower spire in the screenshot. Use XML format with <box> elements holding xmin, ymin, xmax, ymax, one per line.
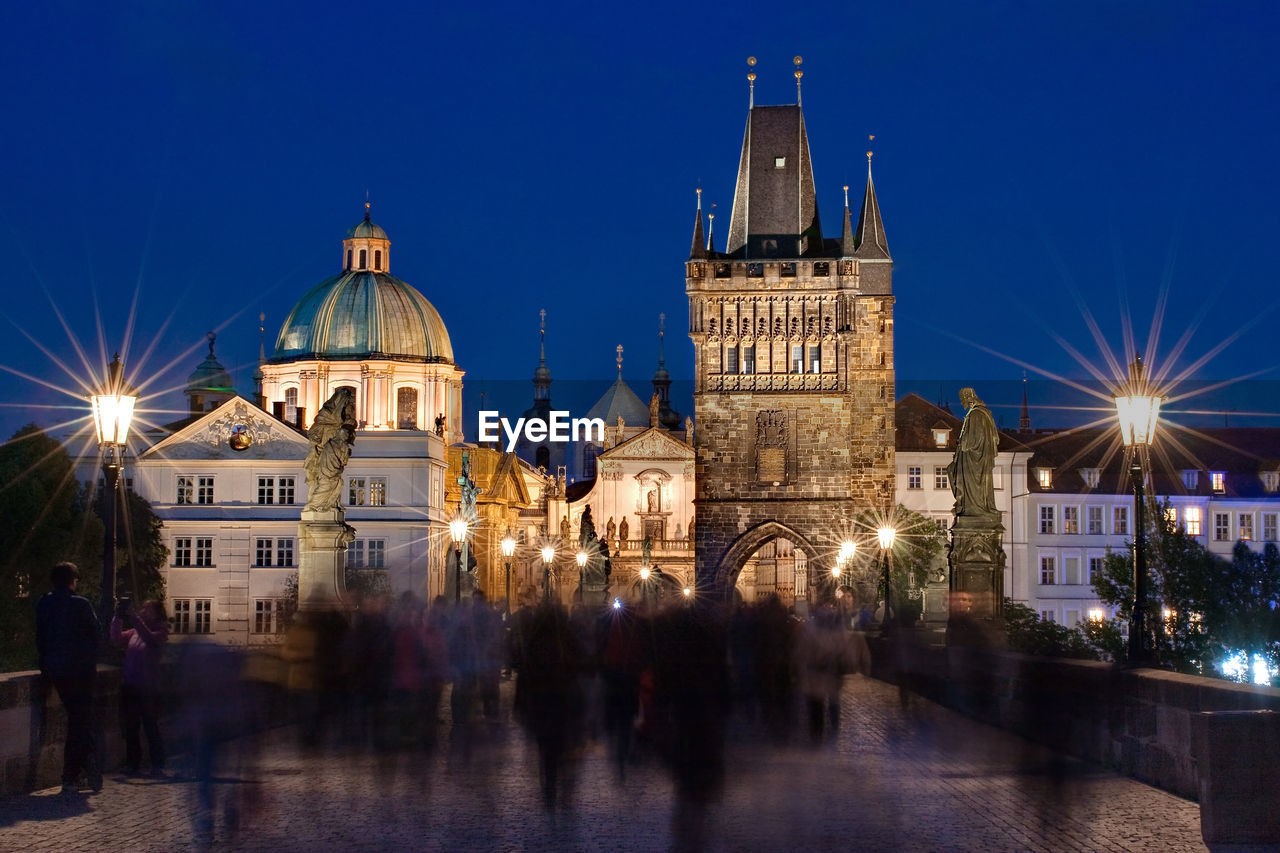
<box><xmin>533</xmin><ymin>309</ymin><xmax>551</xmax><ymax>402</ymax></box>
<box><xmin>652</xmin><ymin>313</ymin><xmax>682</xmax><ymax>430</ymax></box>
<box><xmin>689</xmin><ymin>188</ymin><xmax>707</xmax><ymax>260</ymax></box>
<box><xmin>853</xmin><ymin>147</ymin><xmax>890</xmax><ymax>260</ymax></box>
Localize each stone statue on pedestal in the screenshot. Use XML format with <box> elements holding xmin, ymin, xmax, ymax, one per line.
<box><xmin>945</xmin><ymin>387</ymin><xmax>1005</xmax><ymax>630</ymax></box>
<box><xmin>298</xmin><ymin>389</ymin><xmax>358</xmax><ymax>612</ymax></box>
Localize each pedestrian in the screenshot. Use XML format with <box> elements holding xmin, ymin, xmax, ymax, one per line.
<box><xmin>110</xmin><ymin>598</ymin><xmax>170</xmax><ymax>775</ymax></box>
<box><xmin>35</xmin><ymin>561</ymin><xmax>102</xmax><ymax>794</ymax></box>
<box><xmin>794</xmin><ymin>605</ymin><xmax>862</xmax><ymax>744</ymax></box>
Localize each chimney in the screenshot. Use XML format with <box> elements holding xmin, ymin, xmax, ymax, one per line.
<box><xmin>273</xmin><ymin>402</ymin><xmax>285</xmax><ymax>421</ymax></box>
<box><xmin>295</xmin><ymin>408</ymin><xmax>306</xmax><ymax>430</ymax></box>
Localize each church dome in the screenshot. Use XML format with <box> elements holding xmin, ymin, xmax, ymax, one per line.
<box><xmin>271</xmin><ymin>216</ymin><xmax>454</xmax><ymax>363</ymax></box>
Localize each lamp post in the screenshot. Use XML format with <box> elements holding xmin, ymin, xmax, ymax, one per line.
<box><xmin>541</xmin><ymin>545</ymin><xmax>555</xmax><ymax>602</ymax></box>
<box><xmin>576</xmin><ymin>549</ymin><xmax>588</xmax><ymax>604</ymax></box>
<box><xmin>1114</xmin><ymin>354</ymin><xmax>1161</xmax><ymax>666</ymax></box>
<box><xmin>90</xmin><ymin>353</ymin><xmax>137</xmax><ymax>633</ymax></box>
<box><xmin>639</xmin><ymin>565</ymin><xmax>651</xmax><ymax>608</ymax></box>
<box><xmin>877</xmin><ymin>525</ymin><xmax>896</xmax><ymax>626</ymax></box>
<box><xmin>501</xmin><ymin>533</ymin><xmax>516</xmax><ymax>614</ymax></box>
<box><xmin>449</xmin><ymin>518</ymin><xmax>468</xmax><ymax>604</ymax></box>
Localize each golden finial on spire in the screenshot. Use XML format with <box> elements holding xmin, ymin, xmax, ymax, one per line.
<box><xmin>843</xmin><ymin>185</ymin><xmax>850</xmax><ymax>208</ymax></box>
<box><xmin>747</xmin><ymin>56</ymin><xmax>757</xmax><ymax>108</ymax></box>
<box><xmin>696</xmin><ymin>187</ymin><xmax>702</xmax><ymax>210</ymax></box>
<box><xmin>793</xmin><ymin>55</ymin><xmax>803</xmax><ymax>104</ymax></box>
<box><xmin>364</xmin><ymin>190</ymin><xmax>371</xmax><ymax>221</ymax></box>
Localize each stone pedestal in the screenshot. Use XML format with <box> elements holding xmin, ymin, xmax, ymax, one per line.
<box><xmin>298</xmin><ymin>509</ymin><xmax>355</xmax><ymax>611</ymax></box>
<box><xmin>1193</xmin><ymin>710</ymin><xmax>1280</xmax><ymax>851</ymax></box>
<box><xmin>947</xmin><ymin>517</ymin><xmax>1005</xmax><ymax>623</ymax></box>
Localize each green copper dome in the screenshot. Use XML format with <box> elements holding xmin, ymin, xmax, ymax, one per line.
<box><xmin>271</xmin><ymin>270</ymin><xmax>454</xmax><ymax>363</ymax></box>
<box><xmin>346</xmin><ymin>218</ymin><xmax>388</xmax><ymax>240</ymax></box>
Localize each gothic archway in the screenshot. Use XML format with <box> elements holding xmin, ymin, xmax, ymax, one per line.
<box><xmin>712</xmin><ymin>520</ymin><xmax>830</xmax><ymax>606</ymax></box>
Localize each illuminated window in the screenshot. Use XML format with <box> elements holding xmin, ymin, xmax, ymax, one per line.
<box><xmin>1088</xmin><ymin>608</ymin><xmax>1105</xmax><ymax>622</ymax></box>
<box><xmin>1039</xmin><ymin>505</ymin><xmax>1055</xmax><ymax>534</ymax></box>
<box><xmin>1063</xmin><ymin>506</ymin><xmax>1079</xmax><ymax>534</ymax></box>
<box><xmin>1164</xmin><ymin>506</ymin><xmax>1178</xmax><ymax>528</ymax></box>
<box><xmin>1239</xmin><ymin>513</ymin><xmax>1253</xmax><ymax>541</ymax></box>
<box><xmin>933</xmin><ymin>428</ymin><xmax>950</xmax><ymax>448</ymax></box>
<box><xmin>284</xmin><ymin>387</ymin><xmax>298</xmax><ymax>424</ymax></box>
<box><xmin>1184</xmin><ymin>506</ymin><xmax>1202</xmax><ymax>536</ymax></box>
<box><xmin>1214</xmin><ymin>512</ymin><xmax>1230</xmax><ymax>541</ymax></box>
<box><xmin>1036</xmin><ymin>468</ymin><xmax>1053</xmax><ymax>489</ymax></box>
<box><xmin>907</xmin><ymin>466</ymin><xmax>922</xmax><ymax>490</ymax></box>
<box><xmin>774</xmin><ymin>156</ymin><xmax>786</xmax><ymax>168</ymax></box>
<box><xmin>1211</xmin><ymin>472</ymin><xmax>1226</xmax><ymax>493</ymax></box>
<box><xmin>1113</xmin><ymin>506</ymin><xmax>1129</xmax><ymax>535</ymax></box>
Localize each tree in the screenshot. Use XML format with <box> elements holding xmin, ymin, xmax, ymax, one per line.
<box><xmin>0</xmin><ymin>425</ymin><xmax>102</xmax><ymax>671</ymax></box>
<box><xmin>1002</xmin><ymin>599</ymin><xmax>1103</xmax><ymax>660</ymax></box>
<box><xmin>1210</xmin><ymin>541</ymin><xmax>1280</xmax><ymax>682</ymax></box>
<box><xmin>849</xmin><ymin>506</ymin><xmax>945</xmax><ymax>623</ymax></box>
<box><xmin>94</xmin><ymin>483</ymin><xmax>167</xmax><ymax>606</ymax></box>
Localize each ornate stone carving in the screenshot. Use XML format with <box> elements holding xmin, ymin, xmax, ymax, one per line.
<box><xmin>195</xmin><ymin>401</ymin><xmax>278</xmax><ymax>447</ymax></box>
<box><xmin>303</xmin><ymin>389</ymin><xmax>357</xmax><ymax>513</ymax></box>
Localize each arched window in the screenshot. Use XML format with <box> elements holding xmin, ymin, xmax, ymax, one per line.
<box><xmin>396</xmin><ymin>387</ymin><xmax>418</xmax><ymax>429</ymax></box>
<box><xmin>583</xmin><ymin>444</ymin><xmax>600</xmax><ymax>479</ymax></box>
<box><xmin>358</xmin><ymin>249</ymin><xmax>367</xmax><ymax>269</ymax></box>
<box><xmin>284</xmin><ymin>388</ymin><xmax>298</xmax><ymax>424</ymax></box>
<box><xmin>374</xmin><ymin>250</ymin><xmax>382</xmax><ymax>271</ymax></box>
<box><xmin>336</xmin><ymin>386</ymin><xmax>357</xmax><ymax>423</ymax></box>
<box><xmin>346</xmin><ymin>249</ymin><xmax>352</xmax><ymax>270</ymax></box>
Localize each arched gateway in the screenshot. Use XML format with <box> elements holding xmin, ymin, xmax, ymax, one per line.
<box><xmin>687</xmin><ymin>72</ymin><xmax>896</xmax><ymax>600</ymax></box>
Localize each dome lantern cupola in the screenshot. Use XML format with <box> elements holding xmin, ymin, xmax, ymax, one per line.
<box><xmin>343</xmin><ymin>202</ymin><xmax>391</xmax><ymax>273</ymax></box>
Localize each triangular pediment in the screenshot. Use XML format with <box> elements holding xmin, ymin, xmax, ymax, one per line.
<box><xmin>140</xmin><ymin>397</ymin><xmax>309</xmax><ymax>461</ymax></box>
<box><xmin>602</xmin><ymin>427</ymin><xmax>694</xmax><ymax>461</ymax></box>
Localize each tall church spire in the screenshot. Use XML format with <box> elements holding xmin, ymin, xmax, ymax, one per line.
<box><xmin>533</xmin><ymin>309</ymin><xmax>551</xmax><ymax>402</ymax></box>
<box><xmin>853</xmin><ymin>148</ymin><xmax>890</xmax><ymax>260</ymax></box>
<box><xmin>706</xmin><ymin>207</ymin><xmax>717</xmax><ymax>254</ymax></box>
<box><xmin>689</xmin><ymin>188</ymin><xmax>707</xmax><ymax>260</ymax></box>
<box><xmin>652</xmin><ymin>313</ymin><xmax>682</xmax><ymax>430</ymax></box>
<box><xmin>1019</xmin><ymin>373</ymin><xmax>1032</xmax><ymax>433</ymax></box>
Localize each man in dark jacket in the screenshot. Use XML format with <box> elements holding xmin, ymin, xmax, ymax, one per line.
<box><xmin>35</xmin><ymin>562</ymin><xmax>101</xmax><ymax>793</ymax></box>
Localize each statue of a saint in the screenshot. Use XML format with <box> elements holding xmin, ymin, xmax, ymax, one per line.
<box><xmin>685</xmin><ymin>416</ymin><xmax>693</xmax><ymax>444</ymax></box>
<box><xmin>686</xmin><ymin>512</ymin><xmax>694</xmax><ymax>543</ymax></box>
<box><xmin>646</xmin><ymin>488</ymin><xmax>658</xmax><ymax>512</ymax></box>
<box><xmin>578</xmin><ymin>506</ymin><xmax>597</xmax><ymax>548</ymax></box>
<box><xmin>434</xmin><ymin>413</ymin><xmax>446</xmax><ymax>437</ymax></box>
<box><xmin>560</xmin><ymin>516</ymin><xmax>570</xmax><ymax>541</ymax></box>
<box><xmin>606</xmin><ymin>516</ymin><xmax>617</xmax><ymax>543</ymax></box>
<box><xmin>946</xmin><ymin>387</ymin><xmax>1000</xmax><ymax>522</ymax></box>
<box><xmin>303</xmin><ymin>388</ymin><xmax>357</xmax><ymax>512</ymax></box>
<box><xmin>459</xmin><ymin>451</ymin><xmax>481</xmax><ymax>522</ymax></box>
<box><xmin>641</xmin><ymin>535</ymin><xmax>652</xmax><ymax>566</ymax></box>
<box><xmin>649</xmin><ymin>393</ymin><xmax>661</xmax><ymax>428</ymax></box>
<box><xmin>618</xmin><ymin>516</ymin><xmax>629</xmax><ymax>542</ymax></box>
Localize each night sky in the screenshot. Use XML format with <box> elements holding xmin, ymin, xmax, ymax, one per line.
<box><xmin>2</xmin><ymin>1</ymin><xmax>1277</xmax><ymax>443</ymax></box>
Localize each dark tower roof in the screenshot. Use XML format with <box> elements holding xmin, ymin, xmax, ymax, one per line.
<box><xmin>532</xmin><ymin>309</ymin><xmax>551</xmax><ymax>403</ymax></box>
<box><xmin>726</xmin><ymin>104</ymin><xmax>823</xmax><ymax>258</ymax></box>
<box><xmin>689</xmin><ymin>189</ymin><xmax>707</xmax><ymax>260</ymax></box>
<box><xmin>839</xmin><ymin>185</ymin><xmax>857</xmax><ymax>257</ymax></box>
<box><xmin>853</xmin><ymin>156</ymin><xmax>890</xmax><ymax>260</ymax></box>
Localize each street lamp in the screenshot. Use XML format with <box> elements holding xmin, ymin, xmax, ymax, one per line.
<box><xmin>576</xmin><ymin>549</ymin><xmax>588</xmax><ymax>604</ymax></box>
<box><xmin>541</xmin><ymin>545</ymin><xmax>555</xmax><ymax>602</ymax></box>
<box><xmin>639</xmin><ymin>565</ymin><xmax>651</xmax><ymax>608</ymax></box>
<box><xmin>877</xmin><ymin>525</ymin><xmax>896</xmax><ymax>626</ymax></box>
<box><xmin>90</xmin><ymin>353</ymin><xmax>137</xmax><ymax>632</ymax></box>
<box><xmin>1114</xmin><ymin>354</ymin><xmax>1161</xmax><ymax>666</ymax></box>
<box><xmin>449</xmin><ymin>518</ymin><xmax>468</xmax><ymax>604</ymax></box>
<box><xmin>501</xmin><ymin>532</ymin><xmax>516</xmax><ymax>614</ymax></box>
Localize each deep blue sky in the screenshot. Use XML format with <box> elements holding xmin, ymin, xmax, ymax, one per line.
<box><xmin>2</xmin><ymin>0</ymin><xmax>1277</xmax><ymax>441</ymax></box>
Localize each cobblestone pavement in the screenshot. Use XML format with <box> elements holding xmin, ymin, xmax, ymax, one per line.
<box><xmin>0</xmin><ymin>676</ymin><xmax>1206</xmax><ymax>853</ymax></box>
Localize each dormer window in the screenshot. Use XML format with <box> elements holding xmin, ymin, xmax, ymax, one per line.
<box><xmin>1182</xmin><ymin>470</ymin><xmax>1199</xmax><ymax>491</ymax></box>
<box><xmin>932</xmin><ymin>427</ymin><xmax>951</xmax><ymax>448</ymax></box>
<box><xmin>1262</xmin><ymin>471</ymin><xmax>1279</xmax><ymax>493</ymax></box>
<box><xmin>1210</xmin><ymin>471</ymin><xmax>1226</xmax><ymax>494</ymax></box>
<box><xmin>774</xmin><ymin>156</ymin><xmax>786</xmax><ymax>169</ymax></box>
<box><xmin>1036</xmin><ymin>468</ymin><xmax>1053</xmax><ymax>489</ymax></box>
<box><xmin>1080</xmin><ymin>468</ymin><xmax>1100</xmax><ymax>488</ymax></box>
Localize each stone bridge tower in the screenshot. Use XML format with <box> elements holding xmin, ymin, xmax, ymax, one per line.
<box><xmin>687</xmin><ymin>73</ymin><xmax>895</xmax><ymax>595</ymax></box>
